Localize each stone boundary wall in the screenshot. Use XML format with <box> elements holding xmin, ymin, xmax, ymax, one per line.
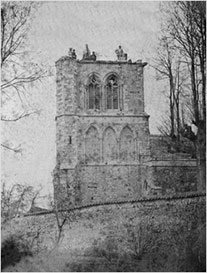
<box><xmin>146</xmin><ymin>160</ymin><xmax>197</xmax><ymax>194</ymax></box>
<box><xmin>24</xmin><ymin>191</ymin><xmax>206</xmax><ymax>217</ymax></box>
<box><xmin>4</xmin><ymin>192</ymin><xmax>205</xmax><ymax>255</ymax></box>
<box><xmin>148</xmin><ymin>134</ymin><xmax>197</xmax><ymax>194</ymax></box>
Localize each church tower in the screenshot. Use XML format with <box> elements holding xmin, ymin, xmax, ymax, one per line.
<box><xmin>54</xmin><ymin>46</ymin><xmax>151</xmax><ymax>208</ymax></box>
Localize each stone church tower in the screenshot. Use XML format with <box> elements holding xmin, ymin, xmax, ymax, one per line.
<box><xmin>54</xmin><ymin>46</ymin><xmax>151</xmax><ymax>208</ymax></box>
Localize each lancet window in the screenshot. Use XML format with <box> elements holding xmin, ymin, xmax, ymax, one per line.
<box><xmin>87</xmin><ymin>74</ymin><xmax>101</xmax><ymax>110</ymax></box>
<box><xmin>105</xmin><ymin>75</ymin><xmax>119</xmax><ymax>110</ymax></box>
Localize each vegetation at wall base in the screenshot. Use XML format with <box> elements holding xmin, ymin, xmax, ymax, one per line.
<box><xmin>1</xmin><ymin>234</ymin><xmax>33</xmax><ymax>270</ymax></box>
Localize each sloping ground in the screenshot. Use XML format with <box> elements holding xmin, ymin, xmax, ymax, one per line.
<box><xmin>150</xmin><ymin>134</ymin><xmax>195</xmax><ymax>159</ymax></box>
<box><xmin>2</xmin><ymin>193</ymin><xmax>206</xmax><ymax>272</ymax></box>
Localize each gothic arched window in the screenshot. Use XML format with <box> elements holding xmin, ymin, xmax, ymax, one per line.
<box><xmin>105</xmin><ymin>75</ymin><xmax>119</xmax><ymax>110</ymax></box>
<box><xmin>87</xmin><ymin>74</ymin><xmax>101</xmax><ymax>110</ymax></box>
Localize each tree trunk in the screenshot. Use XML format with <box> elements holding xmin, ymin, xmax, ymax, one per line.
<box><xmin>176</xmin><ymin>96</ymin><xmax>180</xmax><ymax>143</ymax></box>
<box><xmin>169</xmin><ymin>76</ymin><xmax>175</xmax><ymax>137</ymax></box>
<box><xmin>191</xmin><ymin>59</ymin><xmax>199</xmax><ymax>124</ymax></box>
<box><xmin>196</xmin><ymin>124</ymin><xmax>206</xmax><ymax>191</ymax></box>
<box><xmin>200</xmin><ymin>60</ymin><xmax>206</xmax><ymax>124</ymax></box>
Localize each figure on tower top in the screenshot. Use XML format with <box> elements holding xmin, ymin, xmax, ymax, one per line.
<box><xmin>68</xmin><ymin>48</ymin><xmax>73</xmax><ymax>58</ymax></box>
<box><xmin>72</xmin><ymin>49</ymin><xmax>77</xmax><ymax>59</ymax></box>
<box><xmin>83</xmin><ymin>44</ymin><xmax>91</xmax><ymax>60</ymax></box>
<box><xmin>68</xmin><ymin>47</ymin><xmax>77</xmax><ymax>59</ymax></box>
<box><xmin>115</xmin><ymin>45</ymin><xmax>127</xmax><ymax>61</ymax></box>
<box><xmin>91</xmin><ymin>51</ymin><xmax>97</xmax><ymax>61</ymax></box>
<box><xmin>82</xmin><ymin>44</ymin><xmax>97</xmax><ymax>61</ymax></box>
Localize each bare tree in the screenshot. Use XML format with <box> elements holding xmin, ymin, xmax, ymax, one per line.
<box><xmin>1</xmin><ymin>182</ymin><xmax>42</xmax><ymax>223</ymax></box>
<box><xmin>167</xmin><ymin>2</ymin><xmax>206</xmax><ymax>124</ymax></box>
<box><xmin>47</xmin><ymin>193</ymin><xmax>76</xmax><ymax>245</ymax></box>
<box><xmin>170</xmin><ymin>1</ymin><xmax>206</xmax><ymax>190</ymax></box>
<box><xmin>153</xmin><ymin>36</ymin><xmax>176</xmax><ymax>138</ymax></box>
<box><xmin>152</xmin><ymin>35</ymin><xmax>189</xmax><ymax>145</ymax></box>
<box><xmin>158</xmin><ymin>1</ymin><xmax>206</xmax><ymax>189</ymax></box>
<box><xmin>1</xmin><ymin>1</ymin><xmax>51</xmax><ymax>152</ymax></box>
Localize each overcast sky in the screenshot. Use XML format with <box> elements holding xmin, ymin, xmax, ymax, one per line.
<box><xmin>2</xmin><ymin>1</ymin><xmax>168</xmax><ymax>205</ymax></box>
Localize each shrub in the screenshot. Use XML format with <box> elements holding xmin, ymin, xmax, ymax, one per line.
<box><xmin>1</xmin><ymin>234</ymin><xmax>32</xmax><ymax>270</ymax></box>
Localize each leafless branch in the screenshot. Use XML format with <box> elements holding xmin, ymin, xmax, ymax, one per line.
<box><xmin>1</xmin><ymin>110</ymin><xmax>39</xmax><ymax>122</ymax></box>
<box><xmin>1</xmin><ymin>143</ymin><xmax>22</xmax><ymax>153</ymax></box>
<box><xmin>1</xmin><ymin>182</ymin><xmax>43</xmax><ymax>222</ymax></box>
<box><xmin>1</xmin><ymin>2</ymin><xmax>50</xmax><ymax>118</ymax></box>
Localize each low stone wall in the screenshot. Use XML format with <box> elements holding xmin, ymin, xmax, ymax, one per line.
<box><xmin>146</xmin><ymin>160</ymin><xmax>197</xmax><ymax>195</ymax></box>
<box><xmin>149</xmin><ymin>135</ymin><xmax>197</xmax><ymax>194</ymax></box>
<box><xmin>3</xmin><ymin>192</ymin><xmax>205</xmax><ymax>255</ymax></box>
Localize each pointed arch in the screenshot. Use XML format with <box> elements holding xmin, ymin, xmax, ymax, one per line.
<box><xmin>86</xmin><ymin>74</ymin><xmax>101</xmax><ymax>110</ymax></box>
<box><xmin>105</xmin><ymin>74</ymin><xmax>119</xmax><ymax>110</ymax></box>
<box><xmin>103</xmin><ymin>127</ymin><xmax>117</xmax><ymax>162</ymax></box>
<box><xmin>85</xmin><ymin>126</ymin><xmax>100</xmax><ymax>163</ymax></box>
<box><xmin>119</xmin><ymin>126</ymin><xmax>135</xmax><ymax>162</ymax></box>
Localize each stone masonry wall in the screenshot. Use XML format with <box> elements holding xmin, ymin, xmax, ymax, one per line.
<box><xmin>149</xmin><ymin>135</ymin><xmax>197</xmax><ymax>195</ymax></box>
<box><xmin>79</xmin><ymin>165</ymin><xmax>143</xmax><ymax>204</ymax></box>
<box><xmin>55</xmin><ymin>57</ymin><xmax>151</xmax><ymax>207</ymax></box>
<box><xmin>56</xmin><ymin>115</ymin><xmax>151</xmax><ymax>205</ymax></box>
<box><xmin>4</xmin><ymin>194</ymin><xmax>205</xmax><ymax>256</ymax></box>
<box><xmin>148</xmin><ymin>162</ymin><xmax>197</xmax><ymax>195</ymax></box>
<box><xmin>54</xmin><ymin>57</ymin><xmax>198</xmax><ymax>207</ymax></box>
<box><xmin>77</xmin><ymin>61</ymin><xmax>145</xmax><ymax>115</ymax></box>
<box><xmin>56</xmin><ymin>58</ymin><xmax>78</xmax><ymax>116</ymax></box>
<box><xmin>76</xmin><ymin>115</ymin><xmax>150</xmax><ymax>164</ymax></box>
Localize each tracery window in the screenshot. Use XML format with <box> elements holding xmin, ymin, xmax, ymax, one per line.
<box><xmin>87</xmin><ymin>74</ymin><xmax>101</xmax><ymax>110</ymax></box>
<box><xmin>105</xmin><ymin>75</ymin><xmax>119</xmax><ymax>109</ymax></box>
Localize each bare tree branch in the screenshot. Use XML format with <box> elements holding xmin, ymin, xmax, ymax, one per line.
<box><xmin>1</xmin><ymin>110</ymin><xmax>39</xmax><ymax>122</ymax></box>
<box><xmin>1</xmin><ymin>2</ymin><xmax>52</xmax><ymax>153</ymax></box>
<box><xmin>1</xmin><ymin>143</ymin><xmax>22</xmax><ymax>153</ymax></box>
<box><xmin>1</xmin><ymin>2</ymin><xmax>51</xmax><ymax>110</ymax></box>
<box><xmin>1</xmin><ymin>182</ymin><xmax>43</xmax><ymax>222</ymax></box>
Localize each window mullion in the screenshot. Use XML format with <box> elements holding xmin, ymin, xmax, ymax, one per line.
<box><xmin>118</xmin><ymin>86</ymin><xmax>120</xmax><ymax>109</ymax></box>
<box><xmin>112</xmin><ymin>85</ymin><xmax>114</xmax><ymax>109</ymax></box>
<box><xmin>93</xmin><ymin>84</ymin><xmax>95</xmax><ymax>109</ymax></box>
